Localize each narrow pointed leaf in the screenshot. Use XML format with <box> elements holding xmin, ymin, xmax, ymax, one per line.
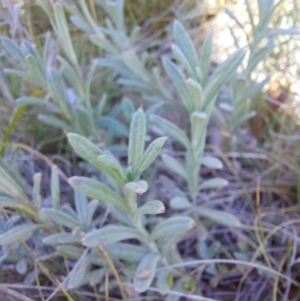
<box><xmin>171</xmin><ymin>44</ymin><xmax>194</xmax><ymax>77</ymax></box>
<box><xmin>134</xmin><ymin>136</ymin><xmax>168</xmax><ymax>177</ymax></box>
<box><xmin>67</xmin><ymin>133</ymin><xmax>103</xmax><ymax>168</ymax></box>
<box><xmin>68</xmin><ymin>257</ymin><xmax>90</xmax><ymax>289</ymax></box>
<box><xmin>32</xmin><ymin>173</ymin><xmax>42</xmax><ymax>208</ymax></box>
<box><xmin>51</xmin><ymin>165</ymin><xmax>60</xmax><ymax>209</ymax></box>
<box><xmin>43</xmin><ymin>233</ymin><xmax>81</xmax><ymax>245</ymax></box>
<box><xmin>74</xmin><ymin>190</ymin><xmax>88</xmax><ymax>226</ymax></box>
<box><xmin>163</xmin><ymin>57</ymin><xmax>193</xmax><ymax>112</ymax></box>
<box><xmin>128</xmin><ymin>108</ymin><xmax>146</xmax><ymax>169</ymax></box>
<box><xmin>190</xmin><ymin>112</ymin><xmax>207</xmax><ymax>155</ymax></box>
<box><xmin>56</xmin><ymin>245</ymin><xmax>83</xmax><ymax>260</ymax></box>
<box><xmin>173</xmin><ymin>21</ymin><xmax>198</xmax><ymax>68</ymax></box>
<box><xmin>150</xmin><ymin>115</ymin><xmax>190</xmax><ymax>150</ymax></box>
<box><xmin>97</xmin><ymin>153</ymin><xmax>125</xmax><ymax>185</ymax></box>
<box><xmin>41</xmin><ymin>208</ymin><xmax>80</xmax><ymax>229</ymax></box>
<box><xmin>204</xmin><ymin>49</ymin><xmax>246</xmax><ymax>113</ymax></box>
<box><xmin>82</xmin><ymin>225</ymin><xmax>144</xmax><ymax>247</ymax></box>
<box><xmin>104</xmin><ymin>243</ymin><xmax>147</xmax><ymax>262</ymax></box>
<box><xmin>162</xmin><ymin>154</ymin><xmax>188</xmax><ymax>181</ymax></box>
<box><xmin>0</xmin><ymin>224</ymin><xmax>40</xmax><ymax>246</ymax></box>
<box><xmin>186</xmin><ymin>78</ymin><xmax>203</xmax><ymax>111</ymax></box>
<box><xmin>69</xmin><ymin>177</ymin><xmax>129</xmax><ymax>212</ymax></box>
<box><xmin>200</xmin><ymin>33</ymin><xmax>213</xmax><ymax>84</ymax></box>
<box><xmin>38</xmin><ymin>115</ymin><xmax>72</xmax><ymax>131</ymax></box>
<box><xmin>197</xmin><ymin>208</ymin><xmax>241</xmax><ymax>227</ymax></box>
<box><xmin>1</xmin><ymin>37</ymin><xmax>24</xmax><ymax>63</ymax></box>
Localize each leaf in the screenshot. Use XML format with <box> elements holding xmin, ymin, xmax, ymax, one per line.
<box><xmin>122</xmin><ymin>97</ymin><xmax>135</xmax><ymax>122</ymax></box>
<box><xmin>124</xmin><ymin>180</ymin><xmax>148</xmax><ymax>195</ymax></box>
<box><xmin>134</xmin><ymin>136</ymin><xmax>168</xmax><ymax>177</ymax></box>
<box><xmin>173</xmin><ymin>21</ymin><xmax>198</xmax><ymax>70</ymax></box>
<box><xmin>0</xmin><ymin>166</ymin><xmax>30</xmax><ymax>204</ymax></box>
<box><xmin>38</xmin><ymin>115</ymin><xmax>72</xmax><ymax>131</ymax></box>
<box><xmin>100</xmin><ymin>116</ymin><xmax>130</xmax><ymax>137</ymax></box>
<box><xmin>43</xmin><ymin>233</ymin><xmax>81</xmax><ymax>245</ymax></box>
<box><xmin>190</xmin><ymin>112</ymin><xmax>207</xmax><ymax>156</ymax></box>
<box><xmin>128</xmin><ymin>108</ymin><xmax>146</xmax><ymax>169</ymax></box>
<box><xmin>121</xmin><ymin>50</ymin><xmax>148</xmax><ymax>81</ymax></box>
<box><xmin>170</xmin><ymin>197</ymin><xmax>192</xmax><ymax>210</ymax></box>
<box><xmin>1</xmin><ymin>37</ymin><xmax>24</xmax><ymax>63</ymax></box>
<box><xmin>268</xmin><ymin>28</ymin><xmax>300</xmax><ymax>36</ymax></box>
<box><xmin>197</xmin><ymin>208</ymin><xmax>241</xmax><ymax>227</ymax></box>
<box><xmin>41</xmin><ymin>208</ymin><xmax>80</xmax><ymax>229</ymax></box>
<box><xmin>86</xmin><ymin>199</ymin><xmax>99</xmax><ymax>225</ymax></box>
<box><xmin>68</xmin><ymin>256</ymin><xmax>90</xmax><ymax>289</ymax></box>
<box><xmin>162</xmin><ymin>57</ymin><xmax>193</xmax><ymax>112</ymax></box>
<box><xmin>82</xmin><ymin>225</ymin><xmax>145</xmax><ymax>247</ymax></box>
<box><xmin>199</xmin><ymin>157</ymin><xmax>223</xmax><ymax>169</ymax></box>
<box><xmin>0</xmin><ymin>224</ymin><xmax>40</xmax><ymax>246</ymax></box>
<box><xmin>200</xmin><ymin>33</ymin><xmax>213</xmax><ymax>84</ymax></box>
<box><xmin>32</xmin><ymin>173</ymin><xmax>42</xmax><ymax>208</ymax></box>
<box><xmin>54</xmin><ymin>2</ymin><xmax>78</xmax><ymax>65</ymax></box>
<box><xmin>56</xmin><ymin>245</ymin><xmax>83</xmax><ymax>260</ymax></box>
<box><xmin>162</xmin><ymin>154</ymin><xmax>188</xmax><ymax>181</ymax></box>
<box><xmin>151</xmin><ymin>216</ymin><xmax>195</xmax><ymax>240</ymax></box>
<box><xmin>74</xmin><ymin>190</ymin><xmax>88</xmax><ymax>226</ymax></box>
<box><xmin>203</xmin><ymin>49</ymin><xmax>246</xmax><ymax>114</ymax></box>
<box><xmin>69</xmin><ymin>177</ymin><xmax>129</xmax><ymax>212</ymax></box>
<box><xmin>150</xmin><ymin>115</ymin><xmax>190</xmax><ymax>150</ymax></box>
<box><xmin>1</xmin><ymin>105</ymin><xmax>27</xmax><ymax>157</ymax></box>
<box><xmin>67</xmin><ymin>133</ymin><xmax>103</xmax><ymax>167</ymax></box>
<box><xmin>134</xmin><ymin>252</ymin><xmax>160</xmax><ymax>293</ymax></box>
<box><xmin>257</xmin><ymin>0</ymin><xmax>275</xmax><ymax>32</ymax></box>
<box><xmin>246</xmin><ymin>40</ymin><xmax>274</xmax><ymax>76</ymax></box>
<box><xmin>104</xmin><ymin>243</ymin><xmax>147</xmax><ymax>262</ymax></box>
<box><xmin>171</xmin><ymin>44</ymin><xmax>194</xmax><ymax>77</ymax></box>
<box><xmin>157</xmin><ymin>270</ymin><xmax>173</xmax><ymax>295</ymax></box>
<box><xmin>186</xmin><ymin>78</ymin><xmax>203</xmax><ymax>111</ymax></box>
<box><xmin>16</xmin><ymin>97</ymin><xmax>58</xmax><ymax>111</ymax></box>
<box><xmin>137</xmin><ymin>200</ymin><xmax>165</xmax><ymax>215</ymax></box>
<box><xmin>0</xmin><ymin>197</ymin><xmax>34</xmax><ymax>216</ymax></box>
<box><xmin>97</xmin><ymin>153</ymin><xmax>125</xmax><ymax>186</ymax></box>
<box><xmin>199</xmin><ymin>178</ymin><xmax>229</xmax><ymax>190</ymax></box>
<box><xmin>51</xmin><ymin>165</ymin><xmax>60</xmax><ymax>209</ymax></box>
<box><xmin>88</xmin><ymin>268</ymin><xmax>107</xmax><ymax>286</ymax></box>
<box><xmin>219</xmin><ymin>102</ymin><xmax>234</xmax><ymax>112</ymax></box>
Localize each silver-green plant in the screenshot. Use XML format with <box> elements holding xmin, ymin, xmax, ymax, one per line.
<box><xmin>0</xmin><ymin>109</ymin><xmax>195</xmax><ymax>294</ymax></box>
<box><xmin>0</xmin><ymin>2</ymin><xmax>107</xmax><ymax>141</ymax></box>
<box><xmin>67</xmin><ymin>0</ymin><xmax>171</xmax><ymax>103</ymax></box>
<box><xmin>65</xmin><ymin>108</ymin><xmax>195</xmax><ymax>293</ymax></box>
<box><xmin>150</xmin><ymin>21</ymin><xmax>245</xmax><ymax>209</ymax></box>
<box><xmin>217</xmin><ymin>0</ymin><xmax>300</xmax><ymax>141</ymax></box>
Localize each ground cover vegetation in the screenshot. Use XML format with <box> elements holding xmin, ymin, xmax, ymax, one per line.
<box><xmin>0</xmin><ymin>0</ymin><xmax>300</xmax><ymax>300</ymax></box>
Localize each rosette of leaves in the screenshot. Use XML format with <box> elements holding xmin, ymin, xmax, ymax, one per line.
<box><xmin>41</xmin><ymin>108</ymin><xmax>195</xmax><ymax>293</ymax></box>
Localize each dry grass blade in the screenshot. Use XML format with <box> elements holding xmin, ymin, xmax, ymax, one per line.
<box><xmin>0</xmin><ymin>285</ymin><xmax>36</xmax><ymax>301</ymax></box>
<box><xmin>157</xmin><ymin>259</ymin><xmax>300</xmax><ymax>288</ymax></box>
